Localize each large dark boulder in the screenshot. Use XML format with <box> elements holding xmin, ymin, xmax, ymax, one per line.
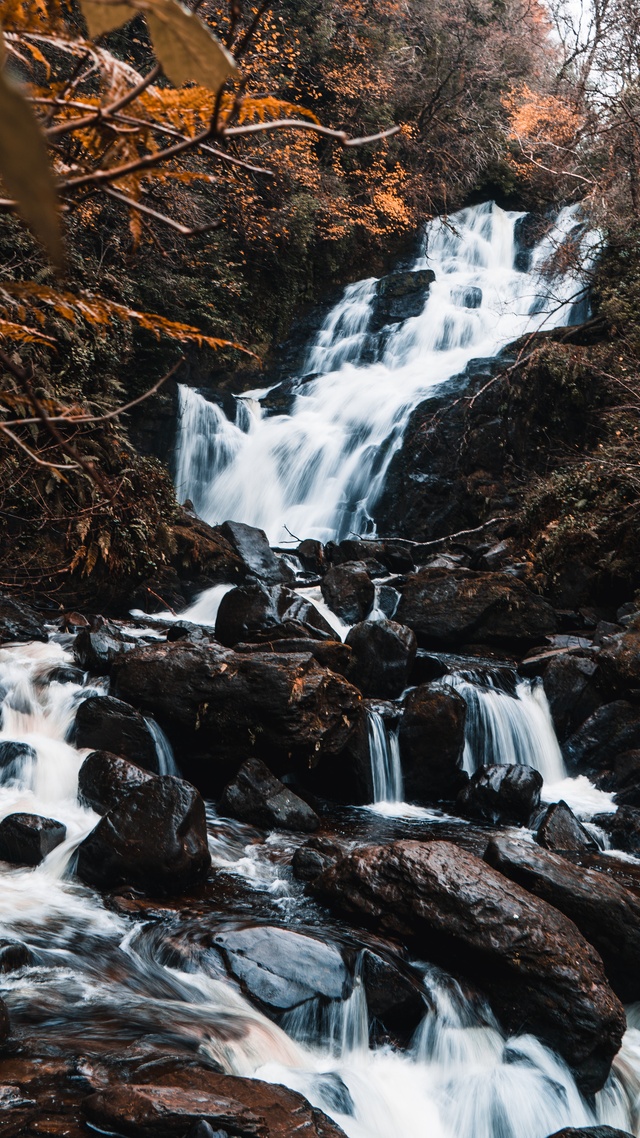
<box><xmin>213</xmin><ymin>925</ymin><xmax>348</xmax><ymax>1011</ymax></box>
<box><xmin>74</xmin><ymin>695</ymin><xmax>158</xmax><ymax>771</ymax></box>
<box><xmin>314</xmin><ymin>839</ymin><xmax>625</xmax><ymax>1093</ymax></box>
<box><xmin>370</xmin><ymin>268</ymin><xmax>435</xmax><ymax>330</ymax></box>
<box><xmin>542</xmin><ymin>654</ymin><xmax>601</xmax><ymax>740</ymax></box>
<box><xmin>219</xmin><ymin>520</ymin><xmax>294</xmax><ymax>586</ymax></box>
<box><xmin>563</xmin><ymin>702</ymin><xmax>640</xmax><ymax>775</ymax></box>
<box><xmin>219</xmin><ymin>758</ymin><xmax>319</xmax><ymax>833</ymax></box>
<box><xmin>78</xmin><ymin>750</ymin><xmax>155</xmax><ymax>814</ymax></box>
<box><xmin>112</xmin><ymin>642</ymin><xmax>362</xmax><ymax>796</ymax></box>
<box><xmin>215</xmin><ymin>583</ymin><xmax>333</xmax><ymax>648</ymax></box>
<box><xmin>597</xmin><ymin>750</ymin><xmax>640</xmax><ymax>807</ymax></box>
<box><xmin>74</xmin><ymin>620</ymin><xmax>138</xmax><ymax>674</ymax></box>
<box><xmin>0</xmin><ymin>813</ymin><xmax>66</xmax><ymax>866</ymax></box>
<box><xmin>0</xmin><ymin>938</ymin><xmax>36</xmax><ymax>972</ymax></box>
<box><xmin>486</xmin><ymin>835</ymin><xmax>640</xmax><ymax>1002</ymax></box>
<box><xmin>345</xmin><ymin>619</ymin><xmax>417</xmax><ymax>698</ymax></box>
<box><xmin>546</xmin><ymin>1129</ymin><xmax>634</xmax><ymax>1138</ymax></box>
<box><xmin>321</xmin><ymin>562</ymin><xmax>375</xmax><ymax>625</ymax></box>
<box><xmin>399</xmin><ymin>683</ymin><xmax>467</xmax><ymax>803</ymax></box>
<box><xmin>75</xmin><ymin>776</ymin><xmax>211</xmax><ymax>895</ymax></box>
<box><xmin>456</xmin><ymin>764</ymin><xmax>542</xmax><ymax>826</ymax></box>
<box><xmin>395</xmin><ymin>567</ymin><xmax>557</xmax><ymax>649</ymax></box>
<box><xmin>0</xmin><ymin>592</ymin><xmax>47</xmax><ymax>644</ymax></box>
<box><xmin>536</xmin><ymin>800</ymin><xmax>597</xmax><ymax>852</ymax></box>
<box><xmin>84</xmin><ymin>1070</ymin><xmax>347</xmax><ymax>1138</ymax></box>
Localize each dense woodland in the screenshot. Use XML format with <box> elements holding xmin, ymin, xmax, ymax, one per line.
<box><xmin>0</xmin><ymin>0</ymin><xmax>640</xmax><ymax>610</ymax></box>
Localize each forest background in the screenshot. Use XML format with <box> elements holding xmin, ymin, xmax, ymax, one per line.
<box><xmin>0</xmin><ymin>0</ymin><xmax>639</xmax><ymax>612</ymax></box>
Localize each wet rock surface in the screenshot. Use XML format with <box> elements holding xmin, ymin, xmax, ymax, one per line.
<box><xmin>76</xmin><ymin>776</ymin><xmax>211</xmax><ymax>895</ymax></box>
<box><xmin>395</xmin><ymin>567</ymin><xmax>557</xmax><ymax>649</ymax></box>
<box><xmin>0</xmin><ymin>812</ymin><xmax>66</xmax><ymax>865</ymax></box>
<box><xmin>74</xmin><ymin>695</ymin><xmax>159</xmax><ymax>771</ymax></box>
<box><xmin>215</xmin><ymin>583</ymin><xmax>333</xmax><ymax>647</ymax></box>
<box><xmin>542</xmin><ymin>654</ymin><xmax>601</xmax><ymax>740</ymax></box>
<box><xmin>0</xmin><ymin>592</ymin><xmax>47</xmax><ymax>644</ymax></box>
<box><xmin>456</xmin><ymin>764</ymin><xmax>542</xmax><ymax>826</ymax></box>
<box><xmin>535</xmin><ymin>800</ymin><xmax>598</xmax><ymax>851</ymax></box>
<box><xmin>563</xmin><ymin>701</ymin><xmax>640</xmax><ymax>774</ymax></box>
<box><xmin>312</xmin><ymin>838</ymin><xmax>626</xmax><ymax>1092</ymax></box>
<box><xmin>219</xmin><ymin>520</ymin><xmax>295</xmax><ymax>586</ymax></box>
<box><xmin>213</xmin><ymin>925</ymin><xmax>349</xmax><ymax>1010</ymax></box>
<box><xmin>112</xmin><ymin>641</ymin><xmax>362</xmax><ymax>796</ymax></box>
<box><xmin>485</xmin><ymin>835</ymin><xmax>640</xmax><ymax>1001</ymax></box>
<box><xmin>399</xmin><ymin>683</ymin><xmax>467</xmax><ymax>803</ymax></box>
<box><xmin>78</xmin><ymin>750</ymin><xmax>156</xmax><ymax>814</ymax></box>
<box><xmin>219</xmin><ymin>758</ymin><xmax>319</xmax><ymax>832</ymax></box>
<box><xmin>321</xmin><ymin>562</ymin><xmax>375</xmax><ymax>625</ymax></box>
<box><xmin>345</xmin><ymin>618</ymin><xmax>417</xmax><ymax>699</ymax></box>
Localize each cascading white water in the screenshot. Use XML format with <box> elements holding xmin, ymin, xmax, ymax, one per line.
<box><xmin>174</xmin><ymin>201</ymin><xmax>599</xmax><ymax>543</ymax></box>
<box><xmin>443</xmin><ymin>672</ymin><xmax>566</xmax><ymax>783</ymax></box>
<box><xmin>367</xmin><ymin>710</ymin><xmax>403</xmax><ymax>804</ymax></box>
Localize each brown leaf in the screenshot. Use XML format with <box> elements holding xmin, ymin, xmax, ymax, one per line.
<box><xmin>145</xmin><ymin>0</ymin><xmax>237</xmax><ymax>93</ymax></box>
<box><xmin>0</xmin><ymin>56</ymin><xmax>63</xmax><ymax>266</ymax></box>
<box><xmin>78</xmin><ymin>0</ymin><xmax>137</xmax><ymax>38</ymax></box>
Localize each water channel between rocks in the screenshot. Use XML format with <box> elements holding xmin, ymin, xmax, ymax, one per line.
<box><xmin>2</xmin><ymin>200</ymin><xmax>639</xmax><ymax>1138</ymax></box>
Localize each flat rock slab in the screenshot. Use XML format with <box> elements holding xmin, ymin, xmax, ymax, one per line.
<box><xmin>214</xmin><ymin>925</ymin><xmax>348</xmax><ymax>1010</ymax></box>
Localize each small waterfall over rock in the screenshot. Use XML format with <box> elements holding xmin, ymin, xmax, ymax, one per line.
<box><xmin>367</xmin><ymin>710</ymin><xmax>404</xmax><ymax>804</ymax></box>
<box><xmin>174</xmin><ymin>201</ymin><xmax>598</xmax><ymax>543</ymax></box>
<box><xmin>444</xmin><ymin>671</ymin><xmax>566</xmax><ymax>783</ymax></box>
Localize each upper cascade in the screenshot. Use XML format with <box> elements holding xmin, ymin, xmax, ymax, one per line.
<box><xmin>174</xmin><ymin>200</ymin><xmax>598</xmax><ymax>545</ymax></box>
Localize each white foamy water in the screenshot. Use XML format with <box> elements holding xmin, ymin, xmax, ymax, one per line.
<box><xmin>174</xmin><ymin>201</ymin><xmax>598</xmax><ymax>544</ymax></box>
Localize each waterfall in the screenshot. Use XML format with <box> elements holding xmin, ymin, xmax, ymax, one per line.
<box><xmin>145</xmin><ymin>716</ymin><xmax>179</xmax><ymax>776</ymax></box>
<box><xmin>368</xmin><ymin>710</ymin><xmax>404</xmax><ymax>804</ymax></box>
<box><xmin>443</xmin><ymin>672</ymin><xmax>566</xmax><ymax>783</ymax></box>
<box><xmin>174</xmin><ymin>201</ymin><xmax>598</xmax><ymax>544</ymax></box>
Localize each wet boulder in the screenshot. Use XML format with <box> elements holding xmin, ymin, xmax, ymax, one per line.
<box><xmin>597</xmin><ymin>750</ymin><xmax>640</xmax><ymax>807</ymax></box>
<box><xmin>399</xmin><ymin>683</ymin><xmax>467</xmax><ymax>803</ymax></box>
<box><xmin>219</xmin><ymin>520</ymin><xmax>294</xmax><ymax>586</ymax></box>
<box><xmin>75</xmin><ymin>776</ymin><xmax>211</xmax><ymax>895</ymax></box>
<box><xmin>234</xmin><ymin>638</ymin><xmax>351</xmax><ymax>677</ymax></box>
<box><xmin>0</xmin><ymin>741</ymin><xmax>36</xmax><ymax>783</ymax></box>
<box><xmin>0</xmin><ymin>812</ymin><xmax>66</xmax><ymax>866</ymax></box>
<box><xmin>0</xmin><ymin>592</ymin><xmax>47</xmax><ymax>644</ymax></box>
<box><xmin>395</xmin><ymin>567</ymin><xmax>557</xmax><ymax>649</ymax></box>
<box><xmin>84</xmin><ymin>1070</ymin><xmax>347</xmax><ymax>1138</ymax></box>
<box><xmin>546</xmin><ymin>1129</ymin><xmax>634</xmax><ymax>1138</ymax></box>
<box><xmin>78</xmin><ymin>750</ymin><xmax>156</xmax><ymax>814</ymax></box>
<box><xmin>314</xmin><ymin>839</ymin><xmax>625</xmax><ymax>1093</ymax></box>
<box><xmin>74</xmin><ymin>695</ymin><xmax>158</xmax><ymax>772</ymax></box>
<box><xmin>321</xmin><ymin>562</ymin><xmax>375</xmax><ymax>625</ymax></box>
<box><xmin>535</xmin><ymin>800</ymin><xmax>597</xmax><ymax>852</ymax></box>
<box><xmin>542</xmin><ymin>654</ymin><xmax>601</xmax><ymax>740</ymax></box>
<box><xmin>213</xmin><ymin>925</ymin><xmax>348</xmax><ymax>1011</ymax></box>
<box><xmin>563</xmin><ymin>702</ymin><xmax>640</xmax><ymax>775</ymax></box>
<box><xmin>456</xmin><ymin>764</ymin><xmax>542</xmax><ymax>826</ymax></box>
<box><xmin>360</xmin><ymin>948</ymin><xmax>425</xmax><ymax>1037</ymax></box>
<box><xmin>0</xmin><ymin>938</ymin><xmax>35</xmax><ymax>972</ymax></box>
<box><xmin>215</xmin><ymin>583</ymin><xmax>333</xmax><ymax>648</ymax></box>
<box><xmin>485</xmin><ymin>835</ymin><xmax>640</xmax><ymax>1002</ymax></box>
<box><xmin>297</xmin><ymin>539</ymin><xmax>327</xmax><ymax>575</ymax></box>
<box><xmin>370</xmin><ymin>268</ymin><xmax>435</xmax><ymax>330</ymax></box>
<box><xmin>219</xmin><ymin>758</ymin><xmax>319</xmax><ymax>833</ymax></box>
<box><xmin>345</xmin><ymin>619</ymin><xmax>417</xmax><ymax>698</ymax></box>
<box><xmin>112</xmin><ymin>642</ymin><xmax>362</xmax><ymax>797</ymax></box>
<box><xmin>599</xmin><ymin>630</ymin><xmax>640</xmax><ymax>698</ymax></box>
<box><xmin>73</xmin><ymin>619</ymin><xmax>138</xmax><ymax>674</ymax></box>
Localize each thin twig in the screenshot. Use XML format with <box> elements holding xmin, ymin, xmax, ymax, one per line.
<box><xmin>102</xmin><ymin>187</ymin><xmax>222</xmax><ymax>235</ymax></box>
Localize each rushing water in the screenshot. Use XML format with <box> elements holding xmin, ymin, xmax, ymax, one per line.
<box><xmin>174</xmin><ymin>201</ymin><xmax>598</xmax><ymax>543</ymax></box>
<box><xmin>367</xmin><ymin>710</ymin><xmax>404</xmax><ymax>804</ymax></box>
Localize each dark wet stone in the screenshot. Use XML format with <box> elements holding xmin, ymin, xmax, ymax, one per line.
<box><xmin>593</xmin><ymin>806</ymin><xmax>640</xmax><ymax>856</ymax></box>
<box><xmin>370</xmin><ymin>268</ymin><xmax>435</xmax><ymax>330</ymax></box>
<box><xmin>399</xmin><ymin>682</ymin><xmax>467</xmax><ymax>804</ymax></box>
<box><xmin>0</xmin><ymin>741</ymin><xmax>36</xmax><ymax>782</ymax></box>
<box><xmin>0</xmin><ymin>938</ymin><xmax>35</xmax><ymax>972</ymax></box>
<box><xmin>0</xmin><ymin>812</ymin><xmax>66</xmax><ymax>866</ymax></box>
<box><xmin>76</xmin><ymin>776</ymin><xmax>211</xmax><ymax>896</ymax></box>
<box><xmin>486</xmin><ymin>835</ymin><xmax>640</xmax><ymax>1002</ymax></box>
<box><xmin>74</xmin><ymin>620</ymin><xmax>138</xmax><ymax>674</ymax></box>
<box><xmin>219</xmin><ymin>758</ymin><xmax>319</xmax><ymax>833</ymax></box>
<box><xmin>214</xmin><ymin>925</ymin><xmax>349</xmax><ymax>1010</ymax></box>
<box><xmin>564</xmin><ymin>702</ymin><xmax>640</xmax><ymax>775</ymax></box>
<box><xmin>215</xmin><ymin>583</ymin><xmax>333</xmax><ymax>647</ymax></box>
<box><xmin>219</xmin><ymin>520</ymin><xmax>294</xmax><ymax>586</ymax></box>
<box><xmin>297</xmin><ymin>539</ymin><xmax>326</xmax><ymax>575</ymax></box>
<box><xmin>74</xmin><ymin>695</ymin><xmax>158</xmax><ymax>771</ymax></box>
<box><xmin>546</xmin><ymin>1125</ymin><xmax>634</xmax><ymax>1138</ymax></box>
<box><xmin>78</xmin><ymin>750</ymin><xmax>155</xmax><ymax>814</ymax></box>
<box><xmin>536</xmin><ymin>800</ymin><xmax>597</xmax><ymax>852</ymax></box>
<box><xmin>321</xmin><ymin>562</ymin><xmax>375</xmax><ymax>625</ymax></box>
<box><xmin>0</xmin><ymin>593</ymin><xmax>47</xmax><ymax>644</ymax></box>
<box><xmin>542</xmin><ymin>654</ymin><xmax>601</xmax><ymax>740</ymax></box>
<box><xmin>346</xmin><ymin>619</ymin><xmax>417</xmax><ymax>699</ymax></box>
<box><xmin>457</xmin><ymin>764</ymin><xmax>542</xmax><ymax>826</ymax></box>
